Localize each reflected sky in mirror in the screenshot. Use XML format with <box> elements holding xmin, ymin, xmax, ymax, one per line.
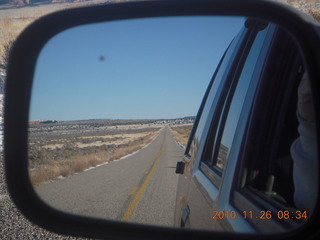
<box><xmin>31</xmin><ymin>16</ymin><xmax>245</xmax><ymax>121</ymax></box>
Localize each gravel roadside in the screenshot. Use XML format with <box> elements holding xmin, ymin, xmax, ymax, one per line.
<box><xmin>0</xmin><ymin>155</ymin><xmax>85</xmax><ymax>240</ymax></box>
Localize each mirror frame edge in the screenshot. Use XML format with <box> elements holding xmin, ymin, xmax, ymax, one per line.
<box><xmin>4</xmin><ymin>0</ymin><xmax>320</xmax><ymax>239</ymax></box>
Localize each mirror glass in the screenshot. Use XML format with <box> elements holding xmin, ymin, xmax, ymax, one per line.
<box><xmin>28</xmin><ymin>16</ymin><xmax>317</xmax><ymax>233</ymax></box>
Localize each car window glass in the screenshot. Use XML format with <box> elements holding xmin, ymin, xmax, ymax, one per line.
<box><xmin>215</xmin><ymin>28</ymin><xmax>268</xmax><ymax>170</ymax></box>
<box><xmin>193</xmin><ymin>29</ymin><xmax>245</xmax><ymax>144</ymax></box>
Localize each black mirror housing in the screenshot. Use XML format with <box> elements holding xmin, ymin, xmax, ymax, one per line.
<box><xmin>4</xmin><ymin>0</ymin><xmax>320</xmax><ymax>239</ymax></box>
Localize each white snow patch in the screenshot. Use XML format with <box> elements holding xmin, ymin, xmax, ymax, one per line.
<box><xmin>95</xmin><ymin>161</ymin><xmax>109</xmax><ymax>167</ymax></box>
<box><xmin>174</xmin><ymin>140</ymin><xmax>186</xmax><ymax>150</ymax></box>
<box><xmin>83</xmin><ymin>166</ymin><xmax>96</xmax><ymax>172</ymax></box>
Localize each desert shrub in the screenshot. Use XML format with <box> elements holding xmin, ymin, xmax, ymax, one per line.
<box><xmin>1</xmin><ymin>39</ymin><xmax>14</xmax><ymax>68</ymax></box>
<box><xmin>170</xmin><ymin>125</ymin><xmax>192</xmax><ymax>147</ymax></box>
<box><xmin>308</xmin><ymin>8</ymin><xmax>320</xmax><ymax>22</ymax></box>
<box><xmin>0</xmin><ymin>17</ymin><xmax>32</xmax><ymax>68</ymax></box>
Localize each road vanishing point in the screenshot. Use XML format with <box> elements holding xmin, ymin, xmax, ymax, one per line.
<box><xmin>36</xmin><ymin>126</ymin><xmax>183</xmax><ymax>227</ymax></box>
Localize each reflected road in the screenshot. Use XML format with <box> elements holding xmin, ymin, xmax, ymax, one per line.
<box><xmin>36</xmin><ymin>126</ymin><xmax>182</xmax><ymax>227</ymax></box>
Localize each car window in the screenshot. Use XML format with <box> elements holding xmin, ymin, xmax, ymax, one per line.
<box><xmin>189</xmin><ymin>28</ymin><xmax>247</xmax><ymax>157</ymax></box>
<box><xmin>199</xmin><ymin>23</ymin><xmax>269</xmax><ymax>182</ymax></box>
<box><xmin>213</xmin><ymin>28</ymin><xmax>269</xmax><ymax>171</ymax></box>
<box><xmin>234</xmin><ymin>25</ymin><xmax>317</xmax><ymax>228</ymax></box>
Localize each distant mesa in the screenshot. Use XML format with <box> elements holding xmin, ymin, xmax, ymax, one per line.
<box><xmin>29</xmin><ymin>119</ymin><xmax>58</xmax><ymax>124</ymax></box>
<box><xmin>28</xmin><ymin>117</ymin><xmax>195</xmax><ymax>125</ymax></box>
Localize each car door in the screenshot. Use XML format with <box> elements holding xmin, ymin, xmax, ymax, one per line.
<box><xmin>175</xmin><ymin>19</ymin><xmax>303</xmax><ymax>232</ymax></box>
<box><xmin>229</xmin><ymin>24</ymin><xmax>311</xmax><ymax>233</ymax></box>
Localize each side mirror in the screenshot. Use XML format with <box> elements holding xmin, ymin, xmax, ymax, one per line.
<box><xmin>4</xmin><ymin>1</ymin><xmax>320</xmax><ymax>239</ymax></box>
<box><xmin>176</xmin><ymin>161</ymin><xmax>185</xmax><ymax>174</ymax></box>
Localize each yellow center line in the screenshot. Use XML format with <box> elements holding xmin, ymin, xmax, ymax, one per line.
<box><xmin>129</xmin><ymin>186</ymin><xmax>138</xmax><ymax>195</ymax></box>
<box><xmin>121</xmin><ymin>143</ymin><xmax>164</xmax><ymax>222</ymax></box>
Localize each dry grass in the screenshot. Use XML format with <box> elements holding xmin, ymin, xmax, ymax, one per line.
<box><xmin>0</xmin><ymin>8</ymin><xmax>61</xmax><ymax>65</ymax></box>
<box><xmin>308</xmin><ymin>8</ymin><xmax>320</xmax><ymax>22</ymax></box>
<box><xmin>285</xmin><ymin>0</ymin><xmax>320</xmax><ymax>22</ymax></box>
<box><xmin>29</xmin><ymin>130</ymin><xmax>160</xmax><ymax>186</ymax></box>
<box><xmin>170</xmin><ymin>124</ymin><xmax>192</xmax><ymax>148</ymax></box>
<box><xmin>0</xmin><ymin>17</ymin><xmax>32</xmax><ymax>64</ymax></box>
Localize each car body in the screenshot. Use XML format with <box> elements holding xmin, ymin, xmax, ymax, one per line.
<box><xmin>174</xmin><ymin>18</ymin><xmax>316</xmax><ymax>233</ymax></box>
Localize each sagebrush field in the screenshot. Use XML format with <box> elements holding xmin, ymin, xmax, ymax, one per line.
<box><xmin>28</xmin><ymin>118</ymin><xmax>193</xmax><ymax>186</ymax></box>
<box><xmin>28</xmin><ymin>119</ymin><xmax>165</xmax><ymax>185</ymax></box>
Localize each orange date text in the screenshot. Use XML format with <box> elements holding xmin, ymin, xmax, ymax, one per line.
<box><xmin>212</xmin><ymin>210</ymin><xmax>307</xmax><ymax>220</ymax></box>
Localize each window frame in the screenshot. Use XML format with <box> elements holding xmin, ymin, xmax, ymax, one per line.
<box><xmin>197</xmin><ymin>20</ymin><xmax>270</xmax><ymax>188</ymax></box>
<box><xmin>231</xmin><ymin>25</ymin><xmax>307</xmax><ymax>231</ymax></box>
<box><xmin>184</xmin><ymin>27</ymin><xmax>248</xmax><ymax>158</ymax></box>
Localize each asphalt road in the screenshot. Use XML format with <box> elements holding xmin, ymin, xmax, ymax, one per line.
<box><xmin>36</xmin><ymin>126</ymin><xmax>183</xmax><ymax>227</ymax></box>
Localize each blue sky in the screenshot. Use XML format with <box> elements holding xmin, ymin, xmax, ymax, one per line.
<box><xmin>30</xmin><ymin>16</ymin><xmax>245</xmax><ymax>121</ymax></box>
